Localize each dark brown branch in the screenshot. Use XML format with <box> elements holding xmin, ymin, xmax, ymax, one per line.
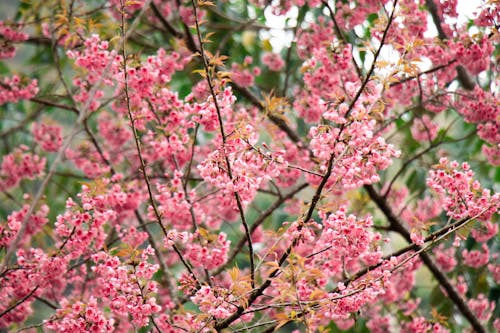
<box><xmin>0</xmin><ymin>287</ymin><xmax>39</xmax><ymax>319</ymax></box>
<box><xmin>364</xmin><ymin>184</ymin><xmax>486</xmax><ymax>333</ymax></box>
<box><xmin>0</xmin><ymin>109</ymin><xmax>42</xmax><ymax>139</ymax></box>
<box><xmin>149</xmin><ymin>1</ymin><xmax>304</xmax><ymax>147</ymax></box>
<box><xmin>34</xmin><ymin>296</ymin><xmax>58</xmax><ymax>310</ymax></box>
<box><xmin>390</xmin><ymin>59</ymin><xmax>458</xmax><ymax>87</ymax></box>
<box><xmin>150</xmin><ymin>2</ymin><xmax>183</xmax><ymax>39</ymax></box>
<box><xmin>425</xmin><ymin>0</ymin><xmax>475</xmax><ymax>90</ymax></box>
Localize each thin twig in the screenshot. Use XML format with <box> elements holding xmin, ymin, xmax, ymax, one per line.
<box><xmin>190</xmin><ymin>0</ymin><xmax>256</xmax><ymax>289</ymax></box>
<box><xmin>119</xmin><ymin>0</ymin><xmax>200</xmax><ymax>287</ymax></box>
<box><xmin>365</xmin><ymin>184</ymin><xmax>487</xmax><ymax>333</ymax></box>
<box><xmin>0</xmin><ymin>286</ymin><xmax>39</xmax><ymax>318</ymax></box>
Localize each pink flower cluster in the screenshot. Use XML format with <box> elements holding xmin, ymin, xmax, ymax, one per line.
<box><xmin>198</xmin><ymin>123</ymin><xmax>286</xmax><ymax>206</ymax></box>
<box><xmin>0</xmin><ymin>75</ymin><xmax>38</xmax><ymax>105</ymax></box>
<box><xmin>154</xmin><ymin>184</ymin><xmax>195</xmax><ymax>231</ymax></box>
<box><xmin>123</xmin><ymin>48</ymin><xmax>188</xmax><ymax>108</ymax></box>
<box><xmin>402</xmin><ymin>196</ymin><xmax>442</xmax><ymax>229</ymax></box>
<box><xmin>389</xmin><ymin>0</ymin><xmax>428</xmax><ymax>43</ymax></box>
<box><xmin>296</xmin><ymin>17</ymin><xmax>334</xmax><ymax>59</ymax></box>
<box><xmin>322</xmin><ymin>282</ymin><xmax>386</xmax><ymax>326</ymax></box>
<box><xmin>451</xmin><ymin>36</ymin><xmax>493</xmax><ymax>75</ymax></box>
<box><xmin>47</xmin><ymin>297</ymin><xmax>115</xmax><ymax>333</ymax></box>
<box><xmin>0</xmin><ymin>246</ymin><xmax>71</xmax><ymax>328</ymax></box>
<box><xmin>410</xmin><ymin>115</ymin><xmax>439</xmax><ymax>142</ymax></box>
<box><xmin>309</xmin><ymin>114</ymin><xmax>399</xmax><ymax>189</ymax></box>
<box><xmin>303</xmin><ymin>45</ymin><xmax>356</xmax><ymax>101</ymax></box>
<box><xmin>334</xmin><ymin>0</ymin><xmax>389</xmax><ymax>31</ymax></box>
<box><xmin>186</xmin><ymin>231</ymin><xmax>230</xmax><ymax>270</ymax></box>
<box><xmin>0</xmin><ymin>204</ymin><xmax>49</xmax><ymax>248</ymax></box>
<box><xmin>399</xmin><ymin>196</ymin><xmax>442</xmax><ymax>245</ymax></box>
<box><xmin>0</xmin><ymin>21</ymin><xmax>28</xmax><ymax>59</ymax></box>
<box><xmin>471</xmin><ymin>220</ymin><xmax>498</xmax><ymax>242</ymax></box>
<box><xmin>474</xmin><ymin>2</ymin><xmax>500</xmax><ymax>27</ymax></box>
<box><xmin>0</xmin><ymin>145</ymin><xmax>45</xmax><ymax>191</ymax></box>
<box><xmin>0</xmin><ymin>249</ymin><xmax>37</xmax><ymax>328</ymax></box>
<box><xmin>467</xmin><ymin>294</ymin><xmax>495</xmax><ymax>322</ymax></box>
<box><xmin>65</xmin><ymin>143</ymin><xmax>112</xmax><ymax>178</ymax></box>
<box><xmin>97</xmin><ymin>112</ymin><xmax>131</xmax><ymax>149</ymax></box>
<box><xmin>435</xmin><ymin>245</ymin><xmax>457</xmax><ymax>272</ymax></box>
<box><xmin>230</xmin><ymin>59</ymin><xmax>260</xmax><ymax>88</ymax></box>
<box><xmin>67</xmin><ymin>35</ymin><xmax>121</xmax><ymax>86</ymax></box>
<box><xmin>293</xmin><ymin>89</ymin><xmax>327</xmax><ymax>123</ymax></box>
<box><xmin>379</xmin><ymin>255</ymin><xmax>421</xmax><ymax>304</ymax></box>
<box><xmin>262</xmin><ymin>52</ymin><xmax>284</xmax><ymax>71</ymax></box>
<box><xmin>488</xmin><ymin>263</ymin><xmax>500</xmax><ymax>283</ymax></box>
<box><xmin>54</xmin><ymin>180</ymin><xmax>141</xmax><ymax>259</ymax></box>
<box><xmin>195</xmin><ymin>87</ymin><xmax>236</xmax><ymax>132</ymax></box>
<box><xmin>91</xmin><ymin>247</ymin><xmax>161</xmax><ymax>327</ymax></box>
<box><xmin>427</xmin><ymin>157</ymin><xmax>500</xmax><ymax>221</ymax></box>
<box><xmin>32</xmin><ymin>121</ymin><xmax>63</xmax><ymax>152</ymax></box>
<box><xmin>402</xmin><ymin>316</ymin><xmax>449</xmax><ymax>333</ymax></box>
<box><xmin>455</xmin><ymin>87</ymin><xmax>500</xmax><ymax>165</ymax></box>
<box><xmin>191</xmin><ymin>285</ymin><xmax>238</xmax><ymax>319</ymax></box>
<box><xmin>295</xmin><ymin>43</ymin><xmax>360</xmax><ymax>123</ymax></box>
<box><xmin>67</xmin><ymin>34</ymin><xmax>122</xmax><ymax>111</ymax></box>
<box><xmin>315</xmin><ymin>207</ymin><xmax>382</xmax><ymax>275</ymax></box>
<box><xmin>462</xmin><ymin>244</ymin><xmax>489</xmax><ymax>268</ymax></box>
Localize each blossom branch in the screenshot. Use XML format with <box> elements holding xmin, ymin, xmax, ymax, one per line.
<box><xmin>0</xmin><ymin>286</ymin><xmax>39</xmax><ymax>319</ymax></box>
<box><xmin>119</xmin><ymin>0</ymin><xmax>201</xmax><ymax>288</ymax></box>
<box><xmin>322</xmin><ymin>0</ymin><xmax>363</xmax><ymax>78</ymax></box>
<box><xmin>425</xmin><ymin>0</ymin><xmax>475</xmax><ymax>90</ymax></box>
<box><xmin>215</xmin><ymin>3</ymin><xmax>400</xmax><ymax>329</ymax></box>
<box><xmin>260</xmin><ymin>206</ymin><xmax>491</xmax><ymax>332</ymax></box>
<box><xmin>212</xmin><ymin>182</ymin><xmax>308</xmax><ymax>276</ymax></box>
<box><xmin>345</xmin><ymin>0</ymin><xmax>399</xmax><ymax>118</ymax></box>
<box><xmin>0</xmin><ymin>52</ymin><xmax>113</xmax><ymax>275</ymax></box>
<box><xmin>149</xmin><ymin>2</ymin><xmax>304</xmax><ymax>146</ymax></box>
<box><xmin>214</xmin><ymin>153</ymin><xmax>336</xmax><ymax>331</ymax></box>
<box><xmin>364</xmin><ymin>184</ymin><xmax>487</xmax><ymax>333</ymax></box>
<box><xmin>190</xmin><ymin>0</ymin><xmax>256</xmax><ymax>288</ymax></box>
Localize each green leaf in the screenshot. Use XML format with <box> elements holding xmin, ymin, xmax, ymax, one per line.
<box><xmin>367</xmin><ymin>13</ymin><xmax>379</xmax><ymax>24</ymax></box>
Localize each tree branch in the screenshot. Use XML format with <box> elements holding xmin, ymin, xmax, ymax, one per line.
<box><xmin>119</xmin><ymin>0</ymin><xmax>201</xmax><ymax>287</ymax></box>
<box><xmin>191</xmin><ymin>0</ymin><xmax>258</xmax><ymax>288</ymax></box>
<box><xmin>425</xmin><ymin>0</ymin><xmax>475</xmax><ymax>90</ymax></box>
<box><xmin>364</xmin><ymin>184</ymin><xmax>486</xmax><ymax>333</ymax></box>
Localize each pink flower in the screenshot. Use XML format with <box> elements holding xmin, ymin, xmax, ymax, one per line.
<box><xmin>0</xmin><ymin>21</ymin><xmax>28</xmax><ymax>59</ymax></box>
<box><xmin>0</xmin><ymin>146</ymin><xmax>45</xmax><ymax>191</ymax></box>
<box><xmin>32</xmin><ymin>121</ymin><xmax>63</xmax><ymax>152</ymax></box>
<box><xmin>462</xmin><ymin>244</ymin><xmax>489</xmax><ymax>268</ymax></box>
<box><xmin>0</xmin><ymin>76</ymin><xmax>38</xmax><ymax>105</ymax></box>
<box><xmin>262</xmin><ymin>52</ymin><xmax>285</xmax><ymax>71</ymax></box>
<box><xmin>410</xmin><ymin>115</ymin><xmax>438</xmax><ymax>142</ymax></box>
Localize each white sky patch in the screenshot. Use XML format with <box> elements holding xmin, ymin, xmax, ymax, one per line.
<box><xmin>263</xmin><ymin>0</ymin><xmax>484</xmax><ymax>52</ymax></box>
<box><xmin>262</xmin><ymin>6</ymin><xmax>297</xmax><ymax>51</ymax></box>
